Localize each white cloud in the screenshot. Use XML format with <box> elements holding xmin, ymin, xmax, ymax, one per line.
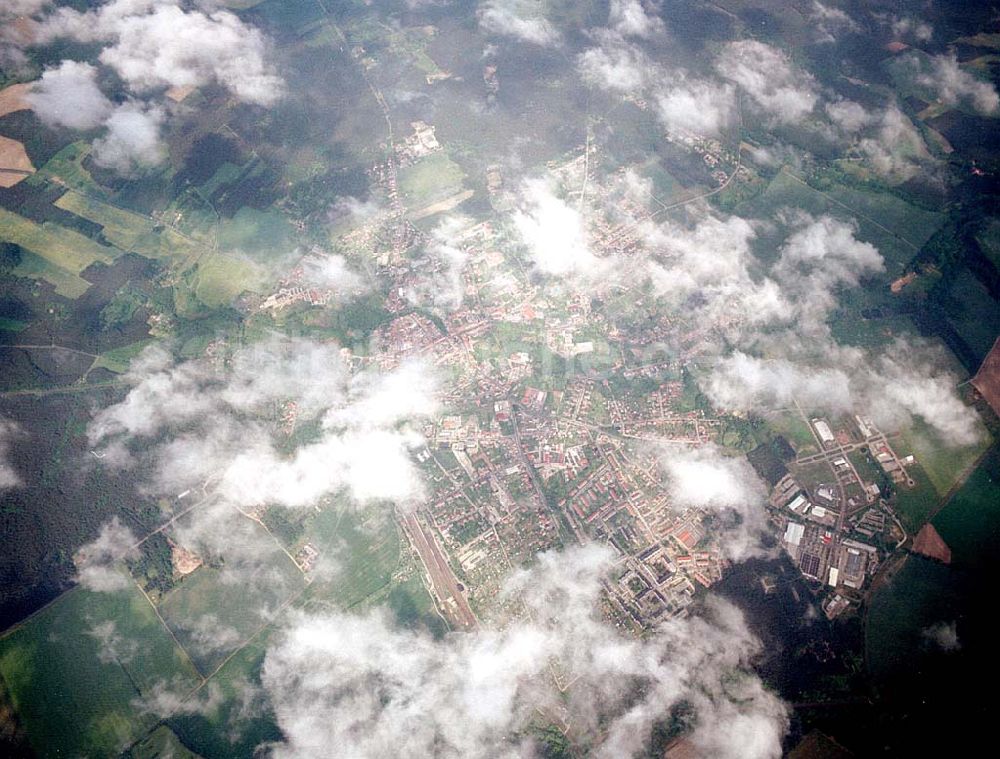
<box><xmin>261</xmin><ymin>544</ymin><xmax>787</xmax><ymax>758</ymax></box>
<box><xmin>300</xmin><ymin>254</ymin><xmax>368</xmax><ymax>301</ymax></box>
<box><xmin>0</xmin><ymin>417</ymin><xmax>23</xmax><ymax>492</ymax></box>
<box><xmin>716</xmin><ymin>41</ymin><xmax>818</xmax><ymax>124</ymax></box>
<box><xmin>857</xmin><ymin>106</ymin><xmax>932</xmax><ymax>181</ymax></box>
<box><xmin>512</xmin><ymin>177</ymin><xmax>608</xmax><ymax>280</ymax></box>
<box><xmin>609</xmin><ymin>0</ymin><xmax>663</xmax><ymax>38</ymax></box>
<box><xmin>707</xmin><ymin>352</ymin><xmax>853</xmax><ymax>414</ymax></box>
<box><xmin>73</xmin><ymin>517</ymin><xmax>139</xmax><ymax>592</ymax></box>
<box><xmin>92</xmin><ymin>101</ymin><xmax>166</xmax><ymax>174</ymax></box>
<box><xmin>2</xmin><ymin>0</ymin><xmax>51</xmax><ymax>16</ymax></box>
<box><xmin>922</xmin><ymin>621</ymin><xmax>961</xmax><ymax>652</ymax></box>
<box><xmin>578</xmin><ymin>36</ymin><xmax>651</xmax><ymax>92</ymax></box>
<box><xmin>478</xmin><ymin>0</ymin><xmax>560</xmax><ymax>47</ymax></box>
<box><xmin>655</xmin><ymin>76</ymin><xmax>736</xmax><ymax>136</ymax></box>
<box><xmin>825</xmin><ymin>99</ymin><xmax>873</xmax><ymax>133</ymax></box>
<box><xmin>773</xmin><ymin>213</ymin><xmax>885</xmax><ymax>327</ymax></box>
<box><xmin>889</xmin><ymin>16</ymin><xmax>933</xmax><ymax>43</ymax></box>
<box><xmin>26</xmin><ymin>60</ymin><xmax>113</xmax><ymax>130</ymax></box>
<box><xmin>642</xmin><ymin>213</ymin><xmax>789</xmax><ymax>329</ymax></box>
<box><xmin>809</xmin><ymin>2</ymin><xmax>859</xmax><ymax>43</ymax></box>
<box><xmin>36</xmin><ymin>0</ymin><xmax>284</xmax><ymax>106</ymax></box>
<box><xmin>657</xmin><ymin>443</ymin><xmax>772</xmax><ymax>560</ymax></box>
<box><xmin>707</xmin><ymin>337</ymin><xmax>982</xmax><ymax>449</ymax></box>
<box><xmin>916</xmin><ymin>53</ymin><xmax>1000</xmax><ymax>116</ymax></box>
<box><xmin>89</xmin><ymin>338</ymin><xmax>440</xmax><ymax>510</ymax></box>
<box><xmin>870</xmin><ymin>339</ymin><xmax>984</xmax><ymax>447</ymax></box>
<box><xmin>402</xmin><ymin>216</ymin><xmax>471</xmax><ymax>313</ymax></box>
<box><xmin>88</xmin><ymin>620</ymin><xmax>139</xmax><ymax>664</ymax></box>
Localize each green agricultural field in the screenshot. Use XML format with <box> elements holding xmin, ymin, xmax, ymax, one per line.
<box><xmin>299</xmin><ymin>507</ymin><xmax>401</xmax><ymax>609</ymax></box>
<box><xmin>892</xmin><ymin>461</ymin><xmax>942</xmax><ymax>532</ymax></box>
<box><xmin>192</xmin><ymin>253</ymin><xmax>269</xmax><ymax>307</ymax></box>
<box><xmin>0</xmin><ymin>580</ymin><xmax>201</xmax><ymax>758</ymax></box>
<box><xmin>0</xmin><ymin>206</ymin><xmax>118</xmax><ymax>272</ymax></box>
<box><xmin>198</xmin><ymin>162</ymin><xmax>244</xmax><ymax>198</ymax></box>
<box><xmin>0</xmin><ymin>316</ymin><xmax>28</xmax><ymax>332</ymax></box>
<box><xmin>976</xmin><ymin>217</ymin><xmax>1000</xmax><ymax>270</ymax></box>
<box><xmin>898</xmin><ymin>418</ymin><xmax>992</xmax><ymax>497</ymax></box>
<box><xmin>822</xmin><ymin>184</ymin><xmax>945</xmax><ymax>251</ymax></box>
<box><xmin>95</xmin><ymin>340</ymin><xmax>156</xmax><ymax>374</ymax></box>
<box><xmin>55</xmin><ymin>190</ymin><xmax>205</xmax><ymax>268</ymax></box>
<box><xmin>743</xmin><ymin>170</ymin><xmax>944</xmax><ymax>277</ymax></box>
<box><xmin>765</xmin><ymin>410</ymin><xmax>819</xmax><ymax>456</ymax></box>
<box><xmin>217</xmin><ymin>207</ymin><xmax>293</xmax><ymax>259</ymax></box>
<box><xmin>55</xmin><ymin>190</ymin><xmax>156</xmax><ymax>251</ymax></box>
<box><xmin>125</xmin><ymin>725</ymin><xmax>204</xmax><ymax>759</ymax></box>
<box><xmin>11</xmin><ymin>247</ymin><xmax>93</xmax><ymax>298</ymax></box>
<box><xmin>944</xmin><ymin>269</ymin><xmax>1000</xmax><ymax>362</ymax></box>
<box><xmin>398</xmin><ymin>152</ymin><xmax>466</xmax><ymax>209</ymax></box>
<box><xmin>156</xmin><ymin>524</ymin><xmax>306</xmax><ymax>674</ymax></box>
<box><xmin>28</xmin><ymin>141</ymin><xmax>105</xmax><ymax>197</ymax></box>
<box><xmin>167</xmin><ymin>634</ymin><xmax>281</xmax><ymax>759</ymax></box>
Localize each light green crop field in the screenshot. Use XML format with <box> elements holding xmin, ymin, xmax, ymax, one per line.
<box><xmin>167</xmin><ymin>633</ymin><xmax>282</xmax><ymax>759</ymax></box>
<box><xmin>744</xmin><ymin>170</ymin><xmax>944</xmax><ymax>277</ymax></box>
<box><xmin>218</xmin><ymin>207</ymin><xmax>294</xmax><ymax>259</ymax></box>
<box><xmin>55</xmin><ymin>190</ymin><xmax>206</xmax><ymax>268</ymax></box>
<box><xmin>898</xmin><ymin>418</ymin><xmax>992</xmax><ymax>497</ymax></box>
<box><xmin>95</xmin><ymin>340</ymin><xmax>156</xmax><ymax>374</ymax></box>
<box><xmin>55</xmin><ymin>191</ymin><xmax>156</xmax><ymax>251</ymax></box>
<box><xmin>28</xmin><ymin>141</ymin><xmax>105</xmax><ymax>197</ymax></box>
<box><xmin>10</xmin><ymin>247</ymin><xmax>92</xmax><ymax>298</ymax></box>
<box><xmin>0</xmin><ymin>207</ymin><xmax>118</xmax><ymax>272</ymax></box>
<box><xmin>0</xmin><ymin>579</ymin><xmax>201</xmax><ymax>758</ymax></box>
<box><xmin>299</xmin><ymin>507</ymin><xmax>402</xmax><ymax>609</ymax></box>
<box><xmin>157</xmin><ymin>523</ymin><xmax>306</xmax><ymax>674</ymax></box>
<box><xmin>398</xmin><ymin>152</ymin><xmax>466</xmax><ymax>209</ymax></box>
<box><xmin>764</xmin><ymin>409</ymin><xmax>819</xmax><ymax>456</ymax></box>
<box><xmin>192</xmin><ymin>253</ymin><xmax>270</xmax><ymax>307</ymax></box>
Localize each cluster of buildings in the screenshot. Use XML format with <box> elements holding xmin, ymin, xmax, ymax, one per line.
<box><xmin>767</xmin><ymin>414</ymin><xmax>912</xmax><ymax>618</ymax></box>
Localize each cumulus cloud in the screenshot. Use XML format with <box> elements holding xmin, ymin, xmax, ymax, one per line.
<box><xmin>888</xmin><ymin>15</ymin><xmax>933</xmax><ymax>43</ymax></box>
<box><xmin>0</xmin><ymin>417</ymin><xmax>22</xmax><ymax>491</ymax></box>
<box><xmin>478</xmin><ymin>0</ymin><xmax>560</xmax><ymax>47</ymax></box>
<box><xmin>707</xmin><ymin>337</ymin><xmax>982</xmax><ymax>449</ymax></box>
<box><xmin>301</xmin><ymin>253</ymin><xmax>369</xmax><ymax>301</ymax></box>
<box><xmin>657</xmin><ymin>444</ymin><xmax>772</xmax><ymax>560</ymax></box>
<box><xmin>609</xmin><ymin>0</ymin><xmax>663</xmax><ymax>38</ymax></box>
<box><xmin>716</xmin><ymin>41</ymin><xmax>817</xmax><ymax>123</ymax></box>
<box><xmin>825</xmin><ymin>99</ymin><xmax>873</xmax><ymax>133</ymax></box>
<box><xmin>871</xmin><ymin>339</ymin><xmax>983</xmax><ymax>447</ymax></box>
<box><xmin>512</xmin><ymin>177</ymin><xmax>608</xmax><ymax>280</ymax></box>
<box><xmin>36</xmin><ymin>0</ymin><xmax>284</xmax><ymax>106</ymax></box>
<box><xmin>809</xmin><ymin>1</ymin><xmax>859</xmax><ymax>43</ymax></box>
<box><xmin>73</xmin><ymin>517</ymin><xmax>139</xmax><ymax>592</ymax></box>
<box><xmin>88</xmin><ymin>620</ymin><xmax>139</xmax><ymax>665</ymax></box>
<box><xmin>655</xmin><ymin>76</ymin><xmax>736</xmax><ymax>136</ymax></box>
<box><xmin>915</xmin><ymin>53</ymin><xmax>1000</xmax><ymax>116</ymax></box>
<box><xmin>922</xmin><ymin>620</ymin><xmax>961</xmax><ymax>652</ymax></box>
<box><xmin>89</xmin><ymin>338</ymin><xmax>440</xmax><ymax>510</ymax></box>
<box><xmin>261</xmin><ymin>544</ymin><xmax>787</xmax><ymax>758</ymax></box>
<box><xmin>857</xmin><ymin>106</ymin><xmax>932</xmax><ymax>182</ymax></box>
<box><xmin>773</xmin><ymin>213</ymin><xmax>885</xmax><ymax>327</ymax></box>
<box><xmin>707</xmin><ymin>353</ymin><xmax>853</xmax><ymax>415</ymax></box>
<box><xmin>402</xmin><ymin>216</ymin><xmax>470</xmax><ymax>312</ymax></box>
<box><xmin>578</xmin><ymin>35</ymin><xmax>651</xmax><ymax>92</ymax></box>
<box><xmin>92</xmin><ymin>101</ymin><xmax>166</xmax><ymax>173</ymax></box>
<box><xmin>26</xmin><ymin>60</ymin><xmax>113</xmax><ymax>130</ymax></box>
<box><xmin>2</xmin><ymin>0</ymin><xmax>51</xmax><ymax>16</ymax></box>
<box><xmin>642</xmin><ymin>213</ymin><xmax>788</xmax><ymax>329</ymax></box>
